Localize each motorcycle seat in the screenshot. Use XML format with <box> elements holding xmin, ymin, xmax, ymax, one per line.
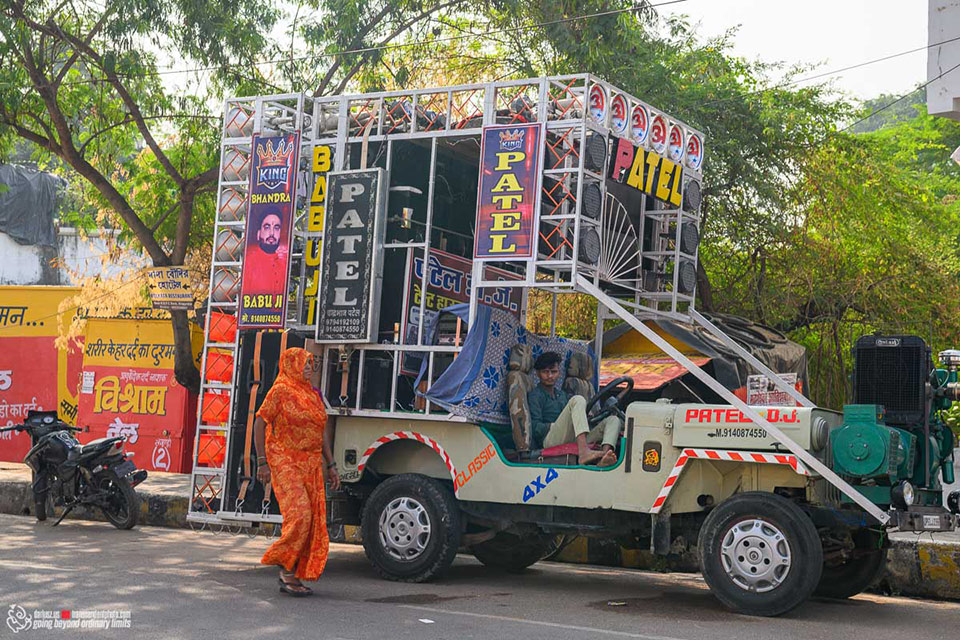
<box><xmin>78</xmin><ymin>437</ymin><xmax>124</xmax><ymax>456</ymax></box>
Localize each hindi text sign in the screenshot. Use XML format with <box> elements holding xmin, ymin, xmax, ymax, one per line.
<box><xmin>400</xmin><ymin>249</ymin><xmax>523</xmax><ymax>375</ymax></box>
<box><xmin>144</xmin><ymin>266</ymin><xmax>192</xmax><ymax>311</ymax></box>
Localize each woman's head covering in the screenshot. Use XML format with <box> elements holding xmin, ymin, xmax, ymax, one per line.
<box><xmin>256</xmin><ymin>347</ymin><xmax>326</xmax><ymax>431</ymax></box>
<box><xmin>277</xmin><ymin>347</ymin><xmax>312</xmax><ymax>387</ymax></box>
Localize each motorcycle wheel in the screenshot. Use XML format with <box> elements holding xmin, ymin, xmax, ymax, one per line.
<box><xmin>31</xmin><ymin>471</ymin><xmax>48</xmax><ymax>521</ymax></box>
<box><xmin>96</xmin><ymin>471</ymin><xmax>140</xmax><ymax>530</ymax></box>
<box><xmin>34</xmin><ymin>494</ymin><xmax>48</xmax><ymax>521</ymax></box>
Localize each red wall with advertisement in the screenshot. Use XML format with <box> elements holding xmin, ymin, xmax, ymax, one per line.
<box><xmin>0</xmin><ymin>287</ymin><xmax>83</xmax><ymax>463</ymax></box>
<box><xmin>76</xmin><ymin>318</ymin><xmax>201</xmax><ymax>474</ymax></box>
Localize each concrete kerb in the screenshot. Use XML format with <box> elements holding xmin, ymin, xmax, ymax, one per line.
<box><xmin>1</xmin><ymin>462</ymin><xmax>958</xmax><ymax>601</ymax></box>
<box><xmin>0</xmin><ymin>463</ymin><xmax>190</xmax><ymax>530</ymax></box>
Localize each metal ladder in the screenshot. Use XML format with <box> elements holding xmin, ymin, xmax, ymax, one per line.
<box><xmin>187</xmin><ymin>94</ymin><xmax>310</xmax><ymax>526</ymax></box>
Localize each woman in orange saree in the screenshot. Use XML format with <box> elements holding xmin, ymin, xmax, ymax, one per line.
<box><xmin>253</xmin><ymin>347</ymin><xmax>339</xmax><ymax>596</ymax></box>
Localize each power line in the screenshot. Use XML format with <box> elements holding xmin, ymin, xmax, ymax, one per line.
<box><xmin>699</xmin><ymin>34</ymin><xmax>960</xmax><ymax>109</ymax></box>
<box><xmin>791</xmin><ymin>34</ymin><xmax>960</xmax><ymax>86</ymax></box>
<box><xmin>34</xmin><ymin>0</ymin><xmax>689</xmax><ymax>87</ymax></box>
<box><xmin>840</xmin><ymin>59</ymin><xmax>960</xmax><ymax>133</ymax></box>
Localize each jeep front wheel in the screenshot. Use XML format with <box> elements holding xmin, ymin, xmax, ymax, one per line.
<box><xmin>361</xmin><ymin>474</ymin><xmax>461</xmax><ymax>583</ymax></box>
<box><xmin>699</xmin><ymin>492</ymin><xmax>823</xmax><ymax>617</ymax></box>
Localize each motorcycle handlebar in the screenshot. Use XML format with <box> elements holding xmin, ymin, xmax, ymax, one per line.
<box><xmin>0</xmin><ymin>424</ymin><xmax>83</xmax><ymax>433</ymax></box>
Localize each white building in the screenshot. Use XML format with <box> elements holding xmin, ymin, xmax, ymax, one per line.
<box><xmin>928</xmin><ymin>0</ymin><xmax>960</xmax><ymax>120</ymax></box>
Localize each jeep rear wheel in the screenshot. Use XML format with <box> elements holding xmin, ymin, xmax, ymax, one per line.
<box><xmin>699</xmin><ymin>492</ymin><xmax>823</xmax><ymax>617</ymax></box>
<box><xmin>470</xmin><ymin>532</ymin><xmax>560</xmax><ymax>572</ymax></box>
<box><xmin>815</xmin><ymin>529</ymin><xmax>887</xmax><ymax>599</ymax></box>
<box><xmin>361</xmin><ymin>474</ymin><xmax>461</xmax><ymax>583</ymax></box>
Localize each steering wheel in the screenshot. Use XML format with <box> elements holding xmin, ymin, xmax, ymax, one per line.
<box><xmin>585</xmin><ymin>376</ymin><xmax>634</xmax><ymax>427</ymax></box>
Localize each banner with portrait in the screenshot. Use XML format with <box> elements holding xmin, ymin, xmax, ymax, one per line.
<box><xmin>238</xmin><ymin>132</ymin><xmax>301</xmax><ymax>328</ymax></box>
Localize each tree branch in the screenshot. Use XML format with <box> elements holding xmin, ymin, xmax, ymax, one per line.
<box><xmin>49</xmin><ymin>20</ymin><xmax>185</xmax><ymax>186</ymax></box>
<box><xmin>12</xmin><ymin>16</ymin><xmax>169</xmax><ymax>265</ymax></box>
<box><xmin>52</xmin><ymin>8</ymin><xmax>111</xmax><ymax>87</ymax></box>
<box><xmin>171</xmin><ymin>165</ymin><xmax>220</xmax><ymax>264</ymax></box>
<box><xmin>331</xmin><ymin>0</ymin><xmax>463</xmax><ymax>96</ymax></box>
<box><xmin>314</xmin><ymin>1</ymin><xmax>396</xmax><ymax>97</ymax></box>
<box><xmin>0</xmin><ymin>113</ymin><xmax>57</xmax><ymax>153</ymax></box>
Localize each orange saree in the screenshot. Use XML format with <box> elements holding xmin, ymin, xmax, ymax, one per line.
<box><xmin>257</xmin><ymin>348</ymin><xmax>329</xmax><ymax>581</ymax></box>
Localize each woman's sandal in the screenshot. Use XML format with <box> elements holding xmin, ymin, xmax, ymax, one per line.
<box><xmin>278</xmin><ymin>572</ymin><xmax>313</xmax><ymax>597</ymax></box>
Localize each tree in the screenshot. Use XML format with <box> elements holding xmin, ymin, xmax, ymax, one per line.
<box><xmin>704</xmin><ymin>118</ymin><xmax>960</xmax><ymax>407</ymax></box>
<box><xmin>0</xmin><ymin>0</ymin><xmax>280</xmax><ymax>391</ymax></box>
<box><xmin>0</xmin><ymin>0</ymin><xmax>481</xmax><ymax>392</ymax></box>
<box><xmin>462</xmin><ymin>1</ymin><xmax>851</xmax><ymax>312</ymax></box>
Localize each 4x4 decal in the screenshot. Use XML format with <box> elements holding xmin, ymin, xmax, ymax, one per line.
<box><xmin>522</xmin><ymin>468</ymin><xmax>558</xmax><ymax>502</ymax></box>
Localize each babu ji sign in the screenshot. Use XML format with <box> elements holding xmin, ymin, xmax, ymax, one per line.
<box><xmin>474</xmin><ymin>123</ymin><xmax>542</xmax><ymax>259</ymax></box>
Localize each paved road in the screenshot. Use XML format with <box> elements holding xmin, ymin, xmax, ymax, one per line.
<box><xmin>1</xmin><ymin>514</ymin><xmax>958</xmax><ymax>640</ymax></box>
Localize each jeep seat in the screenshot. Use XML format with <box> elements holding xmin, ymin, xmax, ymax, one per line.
<box><xmin>563</xmin><ymin>351</ymin><xmax>595</xmax><ymax>401</ymax></box>
<box><xmin>506</xmin><ymin>343</ymin><xmax>534</xmax><ymax>453</ymax></box>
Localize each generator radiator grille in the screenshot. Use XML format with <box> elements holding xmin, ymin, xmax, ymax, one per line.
<box><xmin>852</xmin><ymin>335</ymin><xmax>930</xmax><ymax>426</ymax></box>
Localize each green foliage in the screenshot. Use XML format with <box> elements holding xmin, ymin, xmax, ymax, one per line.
<box><xmin>704</xmin><ymin>109</ymin><xmax>960</xmax><ymax>408</ymax></box>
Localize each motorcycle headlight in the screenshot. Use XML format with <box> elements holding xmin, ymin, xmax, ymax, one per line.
<box><xmin>891</xmin><ymin>481</ymin><xmax>915</xmax><ymax>510</ymax></box>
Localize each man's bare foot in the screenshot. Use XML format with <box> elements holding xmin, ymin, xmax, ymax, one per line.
<box><xmin>578</xmin><ymin>450</ymin><xmax>603</xmax><ymax>465</ymax></box>
<box><xmin>597</xmin><ymin>450</ymin><xmax>617</xmax><ymax>467</ymax></box>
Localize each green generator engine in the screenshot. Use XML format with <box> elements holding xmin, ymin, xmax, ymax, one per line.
<box><xmin>830</xmin><ymin>405</ymin><xmax>915</xmax><ymax>483</ymax></box>
<box><xmin>830</xmin><ymin>335</ymin><xmax>958</xmax><ymax>508</ymax></box>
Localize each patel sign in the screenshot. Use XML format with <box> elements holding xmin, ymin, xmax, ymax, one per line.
<box><xmin>608</xmin><ymin>137</ymin><xmax>683</xmax><ymax>207</ymax></box>
<box><xmin>474</xmin><ymin>123</ymin><xmax>542</xmax><ymax>259</ymax></box>
<box><xmin>316</xmin><ymin>169</ymin><xmax>386</xmax><ymax>343</ymax></box>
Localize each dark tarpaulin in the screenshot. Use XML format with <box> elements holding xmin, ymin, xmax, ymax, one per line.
<box><xmin>0</xmin><ymin>164</ymin><xmax>62</xmax><ymax>247</ymax></box>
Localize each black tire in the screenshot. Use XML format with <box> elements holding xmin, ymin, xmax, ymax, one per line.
<box><xmin>32</xmin><ymin>471</ymin><xmax>48</xmax><ymax>521</ymax></box>
<box><xmin>470</xmin><ymin>532</ymin><xmax>558</xmax><ymax>572</ymax></box>
<box><xmin>96</xmin><ymin>471</ymin><xmax>140</xmax><ymax>530</ymax></box>
<box><xmin>34</xmin><ymin>495</ymin><xmax>48</xmax><ymax>521</ymax></box>
<box><xmin>361</xmin><ymin>474</ymin><xmax>461</xmax><ymax>583</ymax></box>
<box><xmin>814</xmin><ymin>529</ymin><xmax>887</xmax><ymax>599</ymax></box>
<box><xmin>698</xmin><ymin>492</ymin><xmax>823</xmax><ymax>617</ymax></box>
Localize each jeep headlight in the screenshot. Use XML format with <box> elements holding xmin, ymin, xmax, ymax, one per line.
<box><xmin>892</xmin><ymin>481</ymin><xmax>915</xmax><ymax>509</ymax></box>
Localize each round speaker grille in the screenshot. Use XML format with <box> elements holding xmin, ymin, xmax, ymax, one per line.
<box><xmin>581</xmin><ymin>183</ymin><xmax>602</xmax><ymax>219</ymax></box>
<box><xmin>578</xmin><ymin>227</ymin><xmax>601</xmax><ymax>264</ymax></box>
<box><xmin>683</xmin><ymin>179</ymin><xmax>702</xmax><ymax>212</ymax></box>
<box><xmin>583</xmin><ymin>134</ymin><xmax>607</xmax><ymax>172</ymax></box>
<box><xmin>678</xmin><ymin>261</ymin><xmax>697</xmax><ymax>295</ymax></box>
<box><xmin>680</xmin><ymin>223</ymin><xmax>700</xmax><ymax>255</ymax></box>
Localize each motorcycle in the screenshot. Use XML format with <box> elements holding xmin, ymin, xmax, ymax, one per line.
<box><xmin>0</xmin><ymin>410</ymin><xmax>148</xmax><ymax>529</ymax></box>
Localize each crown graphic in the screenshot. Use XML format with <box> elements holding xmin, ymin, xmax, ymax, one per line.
<box><xmin>256</xmin><ymin>139</ymin><xmax>295</xmax><ymax>166</ymax></box>
<box><xmin>499</xmin><ymin>129</ymin><xmax>523</xmax><ymax>144</ymax></box>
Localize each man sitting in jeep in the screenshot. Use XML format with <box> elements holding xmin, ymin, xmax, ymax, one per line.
<box><xmin>528</xmin><ymin>352</ymin><xmax>620</xmax><ymax>467</ymax></box>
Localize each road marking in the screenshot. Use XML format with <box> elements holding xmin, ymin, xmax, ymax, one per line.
<box><xmin>400</xmin><ymin>605</ymin><xmax>689</xmax><ymax>640</ymax></box>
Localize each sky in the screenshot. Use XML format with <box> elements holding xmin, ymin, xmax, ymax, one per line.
<box><xmin>658</xmin><ymin>0</ymin><xmax>929</xmax><ymax>101</ymax></box>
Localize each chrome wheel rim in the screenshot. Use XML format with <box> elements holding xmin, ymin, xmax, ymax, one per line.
<box><xmin>720</xmin><ymin>518</ymin><xmax>792</xmax><ymax>593</ymax></box>
<box><xmin>378</xmin><ymin>497</ymin><xmax>431</xmax><ymax>562</ymax></box>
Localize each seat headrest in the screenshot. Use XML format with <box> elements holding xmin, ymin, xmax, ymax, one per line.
<box><xmin>508</xmin><ymin>343</ymin><xmax>533</xmax><ymax>372</ymax></box>
<box><xmin>567</xmin><ymin>351</ymin><xmax>594</xmax><ymax>379</ymax></box>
